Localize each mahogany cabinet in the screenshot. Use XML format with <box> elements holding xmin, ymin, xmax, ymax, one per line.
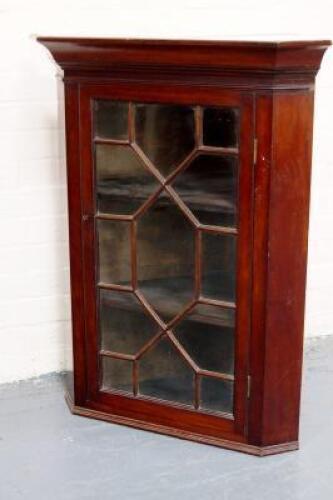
<box><xmin>38</xmin><ymin>37</ymin><xmax>330</xmax><ymax>455</ymax></box>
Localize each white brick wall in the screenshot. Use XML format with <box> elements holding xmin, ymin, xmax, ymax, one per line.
<box><xmin>0</xmin><ymin>0</ymin><xmax>332</xmax><ymax>384</ymax></box>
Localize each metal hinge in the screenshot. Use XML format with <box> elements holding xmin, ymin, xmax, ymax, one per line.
<box><xmin>253</xmin><ymin>138</ymin><xmax>258</xmax><ymax>165</ymax></box>
<box><xmin>247</xmin><ymin>375</ymin><xmax>251</xmax><ymax>399</ymax></box>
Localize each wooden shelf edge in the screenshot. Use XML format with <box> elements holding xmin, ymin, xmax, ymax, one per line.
<box><xmin>65</xmin><ymin>393</ymin><xmax>298</xmax><ymax>457</ymax></box>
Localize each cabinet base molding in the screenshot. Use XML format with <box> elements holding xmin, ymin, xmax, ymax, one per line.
<box><xmin>65</xmin><ymin>393</ymin><xmax>298</xmax><ymax>457</ymax></box>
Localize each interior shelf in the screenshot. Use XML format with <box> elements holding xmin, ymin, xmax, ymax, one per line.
<box><xmin>99</xmin><ymin>273</ymin><xmax>235</xmax><ymax>325</ymax></box>
<box><xmin>97</xmin><ymin>180</ymin><xmax>237</xmax><ymax>221</ymax></box>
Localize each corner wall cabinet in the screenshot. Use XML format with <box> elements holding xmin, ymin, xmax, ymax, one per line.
<box><xmin>38</xmin><ymin>37</ymin><xmax>330</xmax><ymax>455</ymax></box>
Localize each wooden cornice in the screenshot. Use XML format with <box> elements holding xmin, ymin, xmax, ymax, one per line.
<box><xmin>37</xmin><ymin>37</ymin><xmax>331</xmax><ymax>89</ymax></box>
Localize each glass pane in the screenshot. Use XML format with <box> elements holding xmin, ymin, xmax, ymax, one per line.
<box><xmin>172</xmin><ymin>154</ymin><xmax>238</xmax><ymax>227</ymax></box>
<box><xmin>202</xmin><ymin>232</ymin><xmax>237</xmax><ymax>302</ymax></box>
<box><xmin>135</xmin><ymin>103</ymin><xmax>195</xmax><ymax>177</ymax></box>
<box><xmin>174</xmin><ymin>304</ymin><xmax>235</xmax><ymax>374</ymax></box>
<box><xmin>99</xmin><ymin>290</ymin><xmax>159</xmax><ymax>355</ymax></box>
<box><xmin>96</xmin><ymin>144</ymin><xmax>159</xmax><ymax>214</ymax></box>
<box><xmin>97</xmin><ymin>219</ymin><xmax>131</xmax><ymax>286</ymax></box>
<box><xmin>203</xmin><ymin>107</ymin><xmax>239</xmax><ymax>148</ymax></box>
<box><xmin>200</xmin><ymin>377</ymin><xmax>234</xmax><ymax>414</ymax></box>
<box><xmin>137</xmin><ymin>192</ymin><xmax>195</xmax><ymax>322</ymax></box>
<box><xmin>101</xmin><ymin>356</ymin><xmax>133</xmax><ymax>393</ymax></box>
<box><xmin>94</xmin><ymin>100</ymin><xmax>128</xmax><ymax>140</ymax></box>
<box><xmin>139</xmin><ymin>336</ymin><xmax>194</xmax><ymax>406</ymax></box>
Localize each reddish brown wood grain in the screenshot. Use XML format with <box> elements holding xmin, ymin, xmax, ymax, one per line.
<box><xmin>63</xmin><ymin>83</ymin><xmax>87</xmax><ymax>406</ymax></box>
<box><xmin>248</xmin><ymin>92</ymin><xmax>273</xmax><ymax>445</ymax></box>
<box><xmin>39</xmin><ymin>38</ymin><xmax>330</xmax><ymax>455</ymax></box>
<box><xmin>261</xmin><ymin>92</ymin><xmax>315</xmax><ymax>445</ymax></box>
<box><xmin>249</xmin><ymin>91</ymin><xmax>315</xmax><ymax>447</ymax></box>
<box><xmin>38</xmin><ymin>37</ymin><xmax>330</xmax><ymax>91</ymax></box>
<box><xmin>37</xmin><ymin>37</ymin><xmax>329</xmax><ymax>73</ymax></box>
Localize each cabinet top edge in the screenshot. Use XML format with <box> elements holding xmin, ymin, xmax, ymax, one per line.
<box><xmin>37</xmin><ymin>36</ymin><xmax>331</xmax><ymax>77</ymax></box>
<box><xmin>36</xmin><ymin>36</ymin><xmax>331</xmax><ymax>49</ymax></box>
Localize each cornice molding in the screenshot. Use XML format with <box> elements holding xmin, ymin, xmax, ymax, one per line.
<box><xmin>37</xmin><ymin>37</ymin><xmax>331</xmax><ymax>86</ymax></box>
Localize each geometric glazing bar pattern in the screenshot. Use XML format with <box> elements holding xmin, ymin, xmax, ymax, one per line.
<box><xmin>93</xmin><ymin>99</ymin><xmax>240</xmax><ymax>416</ymax></box>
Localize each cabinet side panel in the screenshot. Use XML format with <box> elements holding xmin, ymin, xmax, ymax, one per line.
<box><xmin>64</xmin><ymin>83</ymin><xmax>87</xmax><ymax>405</ymax></box>
<box><xmin>249</xmin><ymin>93</ymin><xmax>273</xmax><ymax>444</ymax></box>
<box><xmin>262</xmin><ymin>91</ymin><xmax>314</xmax><ymax>445</ymax></box>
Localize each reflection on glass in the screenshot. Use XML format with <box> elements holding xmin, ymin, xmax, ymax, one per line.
<box><xmin>203</xmin><ymin>107</ymin><xmax>239</xmax><ymax>148</ymax></box>
<box><xmin>174</xmin><ymin>304</ymin><xmax>235</xmax><ymax>374</ymax></box>
<box><xmin>137</xmin><ymin>192</ymin><xmax>195</xmax><ymax>321</ymax></box>
<box><xmin>97</xmin><ymin>219</ymin><xmax>131</xmax><ymax>286</ymax></box>
<box><xmin>96</xmin><ymin>144</ymin><xmax>159</xmax><ymax>214</ymax></box>
<box><xmin>139</xmin><ymin>336</ymin><xmax>194</xmax><ymax>405</ymax></box>
<box><xmin>101</xmin><ymin>356</ymin><xmax>133</xmax><ymax>393</ymax></box>
<box><xmin>172</xmin><ymin>155</ymin><xmax>238</xmax><ymax>227</ymax></box>
<box><xmin>200</xmin><ymin>377</ymin><xmax>234</xmax><ymax>414</ymax></box>
<box><xmin>135</xmin><ymin>103</ymin><xmax>195</xmax><ymax>177</ymax></box>
<box><xmin>94</xmin><ymin>100</ymin><xmax>128</xmax><ymax>140</ymax></box>
<box><xmin>99</xmin><ymin>290</ymin><xmax>158</xmax><ymax>355</ymax></box>
<box><xmin>202</xmin><ymin>232</ymin><xmax>237</xmax><ymax>302</ymax></box>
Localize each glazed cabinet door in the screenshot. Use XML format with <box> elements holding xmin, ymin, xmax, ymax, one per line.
<box><xmin>78</xmin><ymin>83</ymin><xmax>253</xmax><ymax>440</ymax></box>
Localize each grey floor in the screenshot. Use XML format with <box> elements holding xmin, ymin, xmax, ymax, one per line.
<box><xmin>1</xmin><ymin>337</ymin><xmax>333</xmax><ymax>500</ymax></box>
